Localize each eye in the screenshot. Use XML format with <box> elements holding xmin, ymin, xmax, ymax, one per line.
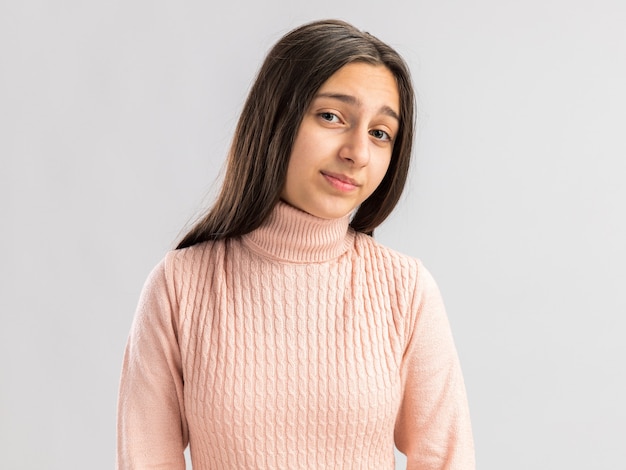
<box><xmin>319</xmin><ymin>112</ymin><xmax>340</xmax><ymax>123</ymax></box>
<box><xmin>370</xmin><ymin>129</ymin><xmax>392</xmax><ymax>141</ymax></box>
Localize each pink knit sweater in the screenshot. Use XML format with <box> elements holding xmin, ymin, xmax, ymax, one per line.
<box><xmin>117</xmin><ymin>202</ymin><xmax>475</xmax><ymax>469</ymax></box>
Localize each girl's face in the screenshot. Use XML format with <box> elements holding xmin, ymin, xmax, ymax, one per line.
<box><xmin>281</xmin><ymin>62</ymin><xmax>400</xmax><ymax>220</ymax></box>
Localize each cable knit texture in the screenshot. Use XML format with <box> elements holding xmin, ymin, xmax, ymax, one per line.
<box><xmin>117</xmin><ymin>202</ymin><xmax>475</xmax><ymax>469</ymax></box>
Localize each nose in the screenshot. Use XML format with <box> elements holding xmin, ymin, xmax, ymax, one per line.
<box><xmin>338</xmin><ymin>129</ymin><xmax>370</xmax><ymax>167</ymax></box>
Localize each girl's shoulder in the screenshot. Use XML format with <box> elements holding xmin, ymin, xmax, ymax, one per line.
<box><xmin>352</xmin><ymin>231</ymin><xmax>422</xmax><ymax>272</ymax></box>
<box><xmin>351</xmin><ymin>231</ymin><xmax>442</xmax><ymax>298</ymax></box>
<box><xmin>159</xmin><ymin>239</ymin><xmax>229</xmax><ymax>285</ymax></box>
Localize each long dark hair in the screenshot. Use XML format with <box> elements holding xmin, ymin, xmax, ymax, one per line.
<box><xmin>177</xmin><ymin>19</ymin><xmax>415</xmax><ymax>249</ymax></box>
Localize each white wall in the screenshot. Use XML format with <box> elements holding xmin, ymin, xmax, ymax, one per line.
<box><xmin>1</xmin><ymin>1</ymin><xmax>624</xmax><ymax>468</ymax></box>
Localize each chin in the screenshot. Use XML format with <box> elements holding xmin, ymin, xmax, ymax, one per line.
<box><xmin>281</xmin><ymin>197</ymin><xmax>357</xmax><ymax>220</ymax></box>
<box><xmin>309</xmin><ymin>205</ymin><xmax>355</xmax><ymax>220</ymax></box>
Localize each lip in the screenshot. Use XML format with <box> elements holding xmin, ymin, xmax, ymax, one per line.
<box><xmin>321</xmin><ymin>171</ymin><xmax>360</xmax><ymax>192</ymax></box>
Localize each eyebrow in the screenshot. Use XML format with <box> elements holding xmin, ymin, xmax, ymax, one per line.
<box><xmin>315</xmin><ymin>92</ymin><xmax>400</xmax><ymax>122</ymax></box>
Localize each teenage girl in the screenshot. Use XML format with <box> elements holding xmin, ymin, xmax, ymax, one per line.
<box><xmin>117</xmin><ymin>19</ymin><xmax>475</xmax><ymax>470</ymax></box>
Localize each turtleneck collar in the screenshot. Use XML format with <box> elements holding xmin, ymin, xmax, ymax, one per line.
<box><xmin>241</xmin><ymin>201</ymin><xmax>354</xmax><ymax>263</ymax></box>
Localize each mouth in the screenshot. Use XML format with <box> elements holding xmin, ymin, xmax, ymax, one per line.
<box><xmin>321</xmin><ymin>171</ymin><xmax>360</xmax><ymax>191</ymax></box>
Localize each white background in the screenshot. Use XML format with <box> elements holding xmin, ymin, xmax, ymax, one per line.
<box><xmin>1</xmin><ymin>1</ymin><xmax>625</xmax><ymax>469</ymax></box>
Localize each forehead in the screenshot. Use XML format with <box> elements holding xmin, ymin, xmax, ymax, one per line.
<box><xmin>315</xmin><ymin>62</ymin><xmax>400</xmax><ymax>116</ymax></box>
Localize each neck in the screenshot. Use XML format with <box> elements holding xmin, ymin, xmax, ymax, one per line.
<box><xmin>242</xmin><ymin>201</ymin><xmax>353</xmax><ymax>263</ymax></box>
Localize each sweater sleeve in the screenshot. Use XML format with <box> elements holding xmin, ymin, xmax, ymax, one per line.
<box><xmin>394</xmin><ymin>261</ymin><xmax>475</xmax><ymax>469</ymax></box>
<box><xmin>117</xmin><ymin>255</ymin><xmax>189</xmax><ymax>469</ymax></box>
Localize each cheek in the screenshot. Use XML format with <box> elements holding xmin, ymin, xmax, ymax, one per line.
<box><xmin>361</xmin><ymin>162</ymin><xmax>390</xmax><ymax>202</ymax></box>
<box><xmin>372</xmin><ymin>155</ymin><xmax>392</xmax><ymax>187</ymax></box>
<box><xmin>288</xmin><ymin>132</ymin><xmax>313</xmax><ymax>168</ymax></box>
